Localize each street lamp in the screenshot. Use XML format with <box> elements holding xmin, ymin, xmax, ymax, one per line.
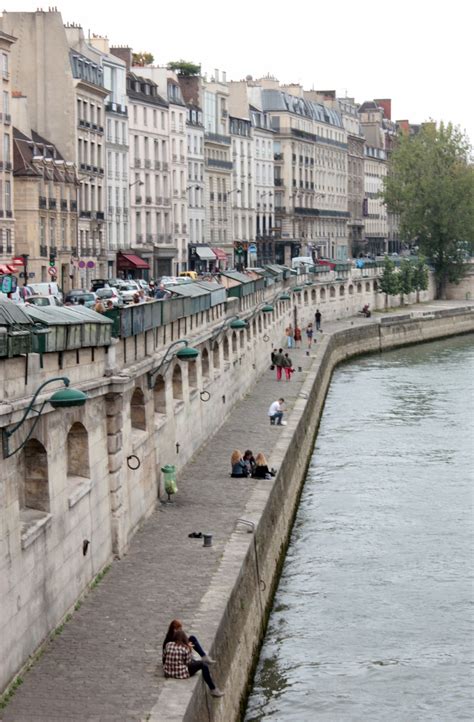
<box><xmin>2</xmin><ymin>377</ymin><xmax>87</xmax><ymax>459</ymax></box>
<box><xmin>210</xmin><ymin>315</ymin><xmax>248</xmax><ymax>343</ymax></box>
<box><xmin>147</xmin><ymin>339</ymin><xmax>199</xmax><ymax>389</ymax></box>
<box><xmin>129</xmin><ymin>179</ymin><xmax>144</xmax><ymax>189</ymax></box>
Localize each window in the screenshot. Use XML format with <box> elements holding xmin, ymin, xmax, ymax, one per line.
<box><xmin>21</xmin><ymin>439</ymin><xmax>49</xmax><ymax>513</ymax></box>
<box><xmin>67</xmin><ymin>423</ymin><xmax>90</xmax><ymax>479</ymax></box>
<box><xmin>2</xmin><ymin>52</ymin><xmax>9</xmax><ymax>79</ymax></box>
<box><xmin>130</xmin><ymin>388</ymin><xmax>146</xmax><ymax>430</ymax></box>
<box><xmin>3</xmin><ymin>133</ymin><xmax>10</xmax><ymax>163</ymax></box>
<box><xmin>3</xmin><ymin>90</ymin><xmax>9</xmax><ymax>114</ymax></box>
<box><xmin>5</xmin><ymin>181</ymin><xmax>11</xmax><ymax>211</ymax></box>
<box><xmin>154</xmin><ymin>375</ymin><xmax>166</xmax><ymax>414</ymax></box>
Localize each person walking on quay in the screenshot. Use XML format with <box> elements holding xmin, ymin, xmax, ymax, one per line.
<box><xmin>274</xmin><ymin>348</ymin><xmax>285</xmax><ymax>381</ymax></box>
<box><xmin>294</xmin><ymin>325</ymin><xmax>302</xmax><ymax>348</ymax></box>
<box><xmin>268</xmin><ymin>398</ymin><xmax>286</xmax><ymax>425</ymax></box>
<box><xmin>163</xmin><ymin>629</ymin><xmax>224</xmax><ymax>697</ymax></box>
<box><xmin>306</xmin><ymin>323</ymin><xmax>314</xmax><ymax>349</ymax></box>
<box><xmin>315</xmin><ymin>309</ymin><xmax>322</xmax><ymax>331</ymax></box>
<box><xmin>285</xmin><ymin>323</ymin><xmax>294</xmax><ymax>349</ymax></box>
<box><xmin>282</xmin><ymin>352</ymin><xmax>293</xmax><ymax>381</ymax></box>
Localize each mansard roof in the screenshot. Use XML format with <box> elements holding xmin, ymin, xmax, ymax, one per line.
<box><xmin>261</xmin><ymin>89</ymin><xmax>343</xmax><ymax>128</ymax></box>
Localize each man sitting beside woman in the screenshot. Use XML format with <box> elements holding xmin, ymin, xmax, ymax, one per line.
<box><xmin>230</xmin><ymin>450</ymin><xmax>275</xmax><ymax>480</ymax></box>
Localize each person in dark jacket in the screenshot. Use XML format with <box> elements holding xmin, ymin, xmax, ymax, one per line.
<box><xmin>282</xmin><ymin>353</ymin><xmax>293</xmax><ymax>381</ymax></box>
<box><xmin>230</xmin><ymin>449</ymin><xmax>249</xmax><ymax>477</ymax></box>
<box><xmin>252</xmin><ymin>452</ymin><xmax>276</xmax><ymax>479</ymax></box>
<box><xmin>274</xmin><ymin>348</ymin><xmax>285</xmax><ymax>381</ymax></box>
<box><xmin>243</xmin><ymin>450</ymin><xmax>256</xmax><ymax>476</ymax></box>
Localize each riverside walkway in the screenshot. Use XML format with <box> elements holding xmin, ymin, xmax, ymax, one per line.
<box><xmin>1</xmin><ymin>302</ymin><xmax>470</xmax><ymax>722</ymax></box>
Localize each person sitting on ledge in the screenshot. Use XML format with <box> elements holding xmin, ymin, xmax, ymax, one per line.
<box><xmin>163</xmin><ymin>629</ymin><xmax>224</xmax><ymax>697</ymax></box>
<box><xmin>162</xmin><ymin>619</ymin><xmax>215</xmax><ymax>665</ymax></box>
<box><xmin>230</xmin><ymin>449</ymin><xmax>249</xmax><ymax>477</ymax></box>
<box><xmin>243</xmin><ymin>450</ymin><xmax>256</xmax><ymax>476</ymax></box>
<box><xmin>252</xmin><ymin>452</ymin><xmax>277</xmax><ymax>480</ymax></box>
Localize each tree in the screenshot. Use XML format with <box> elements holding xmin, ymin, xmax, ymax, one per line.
<box><xmin>378</xmin><ymin>256</ymin><xmax>399</xmax><ymax>308</ymax></box>
<box><xmin>412</xmin><ymin>256</ymin><xmax>429</xmax><ymax>303</ymax></box>
<box><xmin>383</xmin><ymin>123</ymin><xmax>474</xmax><ymax>299</ymax></box>
<box><xmin>167</xmin><ymin>60</ymin><xmax>201</xmax><ymax>77</ymax></box>
<box><xmin>398</xmin><ymin>258</ymin><xmax>414</xmax><ymax>305</ymax></box>
<box><xmin>132</xmin><ymin>51</ymin><xmax>154</xmax><ymax>67</ymax></box>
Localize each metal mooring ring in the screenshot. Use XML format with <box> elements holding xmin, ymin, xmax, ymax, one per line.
<box><xmin>200</xmin><ymin>390</ymin><xmax>211</xmax><ymax>402</ymax></box>
<box><xmin>263</xmin><ymin>334</ymin><xmax>270</xmax><ymax>342</ymax></box>
<box><xmin>127</xmin><ymin>454</ymin><xmax>141</xmax><ymax>470</ymax></box>
<box><xmin>259</xmin><ymin>579</ymin><xmax>267</xmax><ymax>591</ymax></box>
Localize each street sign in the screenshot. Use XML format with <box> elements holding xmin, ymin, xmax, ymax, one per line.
<box><xmin>48</xmin><ymin>267</ymin><xmax>57</xmax><ymax>276</ymax></box>
<box><xmin>11</xmin><ymin>256</ymin><xmax>25</xmax><ymax>267</ymax></box>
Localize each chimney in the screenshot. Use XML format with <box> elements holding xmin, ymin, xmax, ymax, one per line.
<box><xmin>375</xmin><ymin>98</ymin><xmax>392</xmax><ymax>120</ymax></box>
<box><xmin>214</xmin><ymin>68</ymin><xmax>219</xmax><ymax>83</ymax></box>
<box><xmin>110</xmin><ymin>46</ymin><xmax>133</xmax><ymax>71</ymax></box>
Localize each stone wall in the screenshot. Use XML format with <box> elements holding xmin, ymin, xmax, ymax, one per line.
<box><xmin>149</xmin><ymin>307</ymin><xmax>474</xmax><ymax>722</ymax></box>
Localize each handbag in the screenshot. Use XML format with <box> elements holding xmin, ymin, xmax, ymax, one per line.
<box><xmin>270</xmin><ymin>364</ymin><xmax>275</xmax><ymax>370</ymax></box>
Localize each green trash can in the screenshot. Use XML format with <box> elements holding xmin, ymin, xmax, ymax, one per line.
<box><xmin>32</xmin><ymin>327</ymin><xmax>50</xmax><ymax>354</ymax></box>
<box><xmin>160</xmin><ymin>464</ymin><xmax>177</xmax><ymax>501</ymax></box>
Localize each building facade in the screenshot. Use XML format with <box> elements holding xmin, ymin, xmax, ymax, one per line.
<box><xmin>0</xmin><ymin>30</ymin><xmax>15</xmax><ymax>269</ymax></box>
<box><xmin>230</xmin><ymin>115</ymin><xmax>254</xmax><ymax>268</ymax></box>
<box><xmin>185</xmin><ymin>104</ymin><xmax>206</xmax><ymax>268</ymax></box>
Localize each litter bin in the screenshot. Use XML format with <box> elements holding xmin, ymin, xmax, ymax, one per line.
<box><xmin>161</xmin><ymin>464</ymin><xmax>177</xmax><ymax>502</ymax></box>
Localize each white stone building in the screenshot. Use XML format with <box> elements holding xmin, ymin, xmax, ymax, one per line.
<box><xmin>0</xmin><ymin>29</ymin><xmax>15</xmax><ymax>268</ymax></box>
<box><xmin>229</xmin><ymin>115</ymin><xmax>254</xmax><ymax>268</ymax></box>
<box><xmin>185</xmin><ymin>104</ymin><xmax>205</xmax><ymax>261</ymax></box>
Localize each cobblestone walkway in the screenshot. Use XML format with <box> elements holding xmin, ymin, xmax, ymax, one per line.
<box><xmin>2</xmin><ymin>338</ymin><xmax>317</xmax><ymax>722</ymax></box>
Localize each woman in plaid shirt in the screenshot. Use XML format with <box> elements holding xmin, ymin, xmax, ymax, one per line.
<box><xmin>163</xmin><ymin>630</ymin><xmax>224</xmax><ymax>697</ymax></box>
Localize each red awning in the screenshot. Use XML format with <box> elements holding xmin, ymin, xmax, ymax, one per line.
<box><xmin>212</xmin><ymin>248</ymin><xmax>227</xmax><ymax>262</ymax></box>
<box><xmin>117</xmin><ymin>253</ymin><xmax>150</xmax><ymax>270</ymax></box>
<box><xmin>0</xmin><ymin>264</ymin><xmax>15</xmax><ymax>274</ymax></box>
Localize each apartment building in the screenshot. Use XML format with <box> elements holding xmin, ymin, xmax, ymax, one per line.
<box><xmin>0</xmin><ymin>30</ymin><xmax>15</xmax><ymax>268</ymax></box>
<box><xmin>229</xmin><ymin>115</ymin><xmax>254</xmax><ymax>268</ymax></box>
<box><xmin>185</xmin><ymin>104</ymin><xmax>205</xmax><ymax>266</ymax></box>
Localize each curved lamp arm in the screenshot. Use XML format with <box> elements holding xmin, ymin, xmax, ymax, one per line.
<box><xmin>210</xmin><ymin>315</ymin><xmax>244</xmax><ymax>343</ymax></box>
<box><xmin>3</xmin><ymin>376</ymin><xmax>70</xmax><ymax>459</ymax></box>
<box><xmin>147</xmin><ymin>340</ymin><xmax>189</xmax><ymax>390</ymax></box>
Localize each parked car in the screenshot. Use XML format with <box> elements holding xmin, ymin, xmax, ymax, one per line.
<box><xmin>90</xmin><ymin>279</ymin><xmax>109</xmax><ymax>292</ymax></box>
<box><xmin>118</xmin><ymin>282</ymin><xmax>141</xmax><ymax>304</ymax></box>
<box><xmin>26</xmin><ymin>282</ymin><xmax>63</xmax><ymax>301</ymax></box>
<box><xmin>179</xmin><ymin>271</ymin><xmax>198</xmax><ymax>280</ymax></box>
<box><xmin>159</xmin><ymin>276</ymin><xmax>193</xmax><ymax>286</ymax></box>
<box><xmin>26</xmin><ymin>295</ymin><xmax>63</xmax><ymax>307</ymax></box>
<box><xmin>95</xmin><ymin>287</ymin><xmax>123</xmax><ymax>307</ymax></box>
<box><xmin>64</xmin><ymin>290</ymin><xmax>97</xmax><ymax>308</ymax></box>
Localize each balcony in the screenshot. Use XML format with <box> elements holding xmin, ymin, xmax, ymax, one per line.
<box><xmin>60</xmin><ymin>199</ymin><xmax>68</xmax><ymax>211</ymax></box>
<box><xmin>180</xmin><ymin>155</ymin><xmax>185</xmax><ymax>163</ymax></box>
<box><xmin>39</xmin><ymin>245</ymin><xmax>48</xmax><ymax>257</ymax></box>
<box><xmin>70</xmin><ymin>200</ymin><xmax>78</xmax><ymax>212</ymax></box>
<box><xmin>146</xmin><ymin>196</ymin><xmax>152</xmax><ymax>204</ymax></box>
<box><xmin>205</xmin><ymin>131</ymin><xmax>231</xmax><ymax>145</ymax></box>
<box><xmin>5</xmin><ymin>210</ymin><xmax>13</xmax><ymax>218</ymax></box>
<box><xmin>274</xmin><ymin>153</ymin><xmax>283</xmax><ymax>161</ymax></box>
<box><xmin>48</xmin><ymin>198</ymin><xmax>57</xmax><ymax>210</ymax></box>
<box><xmin>39</xmin><ymin>196</ymin><xmax>47</xmax><ymax>209</ymax></box>
<box><xmin>5</xmin><ymin>161</ymin><xmax>12</xmax><ymax>171</ymax></box>
<box><xmin>172</xmin><ymin>154</ymin><xmax>178</xmax><ymax>162</ymax></box>
<box><xmin>146</xmin><ymin>233</ymin><xmax>153</xmax><ymax>243</ymax></box>
<box><xmin>135</xmin><ymin>196</ymin><xmax>142</xmax><ymax>204</ymax></box>
<box><xmin>136</xmin><ymin>234</ymin><xmax>143</xmax><ymax>243</ymax></box>
<box><xmin>71</xmin><ymin>246</ymin><xmax>78</xmax><ymax>256</ymax></box>
<box><xmin>96</xmin><ymin>211</ymin><xmax>105</xmax><ymax>221</ymax></box>
<box><xmin>274</xmin><ymin>178</ymin><xmax>284</xmax><ymax>187</ymax></box>
<box><xmin>4</xmin><ymin>113</ymin><xmax>11</xmax><ymax>125</ymax></box>
<box><xmin>156</xmin><ymin>196</ymin><xmax>163</xmax><ymax>205</ymax></box>
<box><xmin>206</xmin><ymin>158</ymin><xmax>233</xmax><ymax>170</ymax></box>
<box><xmin>134</xmin><ymin>158</ymin><xmax>141</xmax><ymax>168</ymax></box>
<box><xmin>80</xmin><ymin>210</ymin><xmax>91</xmax><ymax>219</ymax></box>
<box><xmin>145</xmin><ymin>159</ymin><xmax>151</xmax><ymax>168</ymax></box>
<box><xmin>155</xmin><ymin>160</ymin><xmax>161</xmax><ymax>170</ymax></box>
<box><xmin>162</xmin><ymin>162</ymin><xmax>169</xmax><ymax>171</ymax></box>
<box><xmin>163</xmin><ymin>196</ymin><xmax>170</xmax><ymax>205</ymax></box>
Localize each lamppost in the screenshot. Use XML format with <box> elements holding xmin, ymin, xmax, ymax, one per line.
<box><xmin>147</xmin><ymin>339</ymin><xmax>200</xmax><ymax>390</ymax></box>
<box><xmin>2</xmin><ymin>377</ymin><xmax>87</xmax><ymax>459</ymax></box>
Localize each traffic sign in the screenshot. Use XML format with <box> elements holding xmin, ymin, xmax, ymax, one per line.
<box><xmin>11</xmin><ymin>256</ymin><xmax>25</xmax><ymax>267</ymax></box>
<box><xmin>48</xmin><ymin>267</ymin><xmax>57</xmax><ymax>276</ymax></box>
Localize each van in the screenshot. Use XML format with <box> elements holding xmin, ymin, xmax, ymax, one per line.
<box><xmin>291</xmin><ymin>256</ymin><xmax>314</xmax><ymax>270</ymax></box>
<box><xmin>27</xmin><ymin>282</ymin><xmax>63</xmax><ymax>301</ymax></box>
<box><xmin>179</xmin><ymin>271</ymin><xmax>198</xmax><ymax>280</ymax></box>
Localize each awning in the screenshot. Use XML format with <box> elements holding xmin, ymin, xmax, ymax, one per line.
<box><xmin>212</xmin><ymin>248</ymin><xmax>227</xmax><ymax>262</ymax></box>
<box><xmin>0</xmin><ymin>264</ymin><xmax>16</xmax><ymax>274</ymax></box>
<box><xmin>117</xmin><ymin>253</ymin><xmax>150</xmax><ymax>270</ymax></box>
<box><xmin>195</xmin><ymin>246</ymin><xmax>216</xmax><ymax>261</ymax></box>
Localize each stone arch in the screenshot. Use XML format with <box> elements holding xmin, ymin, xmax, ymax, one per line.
<box><xmin>330</xmin><ymin>286</ymin><xmax>336</xmax><ymax>298</ymax></box>
<box><xmin>320</xmin><ymin>287</ymin><xmax>326</xmax><ymax>301</ymax></box>
<box><xmin>357</xmin><ymin>282</ymin><xmax>362</xmax><ymax>293</ymax></box>
<box><xmin>365</xmin><ymin>281</ymin><xmax>371</xmax><ymax>292</ymax></box>
<box><xmin>304</xmin><ymin>290</ymin><xmax>309</xmax><ymax>306</ymax></box>
<box><xmin>311</xmin><ymin>289</ymin><xmax>316</xmax><ymax>302</ymax></box>
<box><xmin>373</xmin><ymin>280</ymin><xmax>378</xmax><ymax>291</ymax></box>
<box><xmin>67</xmin><ymin>422</ymin><xmax>90</xmax><ymax>478</ymax></box>
<box><xmin>246</xmin><ymin>323</ymin><xmax>251</xmax><ymax>342</ymax></box>
<box><xmin>172</xmin><ymin>364</ymin><xmax>183</xmax><ymax>401</ymax></box>
<box><xmin>223</xmin><ymin>336</ymin><xmax>230</xmax><ymax>361</ymax></box>
<box><xmin>201</xmin><ymin>348</ymin><xmax>210</xmax><ymax>380</ymax></box>
<box><xmin>349</xmin><ymin>284</ymin><xmax>354</xmax><ymax>295</ymax></box>
<box><xmin>258</xmin><ymin>316</ymin><xmax>262</xmax><ymax>334</ymax></box>
<box><xmin>252</xmin><ymin>319</ymin><xmax>257</xmax><ymax>337</ymax></box>
<box><xmin>232</xmin><ymin>331</ymin><xmax>237</xmax><ymax>354</ymax></box>
<box><xmin>154</xmin><ymin>374</ymin><xmax>166</xmax><ymax>414</ymax></box>
<box><xmin>339</xmin><ymin>285</ymin><xmax>345</xmax><ymax>297</ymax></box>
<box><xmin>21</xmin><ymin>439</ymin><xmax>49</xmax><ymax>512</ymax></box>
<box><xmin>131</xmin><ymin>387</ymin><xmax>146</xmax><ymax>430</ymax></box>
<box><xmin>188</xmin><ymin>359</ymin><xmax>198</xmax><ymax>390</ymax></box>
<box><xmin>239</xmin><ymin>330</ymin><xmax>245</xmax><ymax>349</ymax></box>
<box><xmin>213</xmin><ymin>341</ymin><xmax>220</xmax><ymax>369</ymax></box>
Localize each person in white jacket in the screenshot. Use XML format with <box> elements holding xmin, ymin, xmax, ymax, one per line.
<box><xmin>268</xmin><ymin>398</ymin><xmax>286</xmax><ymax>425</ymax></box>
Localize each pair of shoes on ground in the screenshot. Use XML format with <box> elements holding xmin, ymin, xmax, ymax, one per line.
<box><xmin>188</xmin><ymin>531</ymin><xmax>202</xmax><ymax>538</ymax></box>
<box><xmin>210</xmin><ymin>687</ymin><xmax>225</xmax><ymax>697</ymax></box>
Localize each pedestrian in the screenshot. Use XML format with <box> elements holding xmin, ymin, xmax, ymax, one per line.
<box><xmin>274</xmin><ymin>348</ymin><xmax>285</xmax><ymax>382</ymax></box>
<box><xmin>106</xmin><ymin>300</ymin><xmax>114</xmax><ymax>311</ymax></box>
<box><xmin>306</xmin><ymin>323</ymin><xmax>314</xmax><ymax>349</ymax></box>
<box><xmin>270</xmin><ymin>348</ymin><xmax>277</xmax><ymax>370</ymax></box>
<box><xmin>163</xmin><ymin>619</ymin><xmax>215</xmax><ymax>666</ymax></box>
<box><xmin>294</xmin><ymin>326</ymin><xmax>302</xmax><ymax>348</ymax></box>
<box><xmin>285</xmin><ymin>323</ymin><xmax>294</xmax><ymax>349</ymax></box>
<box><xmin>163</xmin><ymin>629</ymin><xmax>224</xmax><ymax>698</ymax></box>
<box><xmin>230</xmin><ymin>449</ymin><xmax>249</xmax><ymax>478</ymax></box>
<box><xmin>243</xmin><ymin>450</ymin><xmax>256</xmax><ymax>476</ymax></box>
<box><xmin>94</xmin><ymin>299</ymin><xmax>105</xmax><ymax>314</ymax></box>
<box><xmin>282</xmin><ymin>353</ymin><xmax>293</xmax><ymax>381</ymax></box>
<box><xmin>252</xmin><ymin>452</ymin><xmax>277</xmax><ymax>480</ymax></box>
<box><xmin>315</xmin><ymin>309</ymin><xmax>322</xmax><ymax>331</ymax></box>
<box><xmin>268</xmin><ymin>398</ymin><xmax>286</xmax><ymax>426</ymax></box>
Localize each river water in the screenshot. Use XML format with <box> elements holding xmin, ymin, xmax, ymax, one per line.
<box><xmin>245</xmin><ymin>336</ymin><xmax>474</xmax><ymax>722</ymax></box>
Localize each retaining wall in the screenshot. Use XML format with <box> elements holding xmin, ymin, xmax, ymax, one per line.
<box><xmin>151</xmin><ymin>307</ymin><xmax>474</xmax><ymax>721</ymax></box>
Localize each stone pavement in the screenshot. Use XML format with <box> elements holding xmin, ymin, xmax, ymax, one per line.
<box><xmin>2</xmin><ymin>301</ymin><xmax>468</xmax><ymax>722</ymax></box>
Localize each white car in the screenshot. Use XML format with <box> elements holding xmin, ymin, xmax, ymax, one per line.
<box><xmin>118</xmin><ymin>282</ymin><xmax>141</xmax><ymax>304</ymax></box>
<box><xmin>26</xmin><ymin>295</ymin><xmax>63</xmax><ymax>307</ymax></box>
<box><xmin>95</xmin><ymin>287</ymin><xmax>124</xmax><ymax>307</ymax></box>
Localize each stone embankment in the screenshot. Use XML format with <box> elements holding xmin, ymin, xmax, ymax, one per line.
<box><xmin>1</xmin><ymin>301</ymin><xmax>473</xmax><ymax>722</ymax></box>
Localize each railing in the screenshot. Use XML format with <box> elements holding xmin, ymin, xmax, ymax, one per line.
<box><xmin>70</xmin><ymin>201</ymin><xmax>78</xmax><ymax>212</ymax></box>
<box><xmin>206</xmin><ymin>158</ymin><xmax>233</xmax><ymax>170</ymax></box>
<box><xmin>205</xmin><ymin>132</ymin><xmax>231</xmax><ymax>145</ymax></box>
<box><xmin>60</xmin><ymin>200</ymin><xmax>68</xmax><ymax>211</ymax></box>
<box><xmin>80</xmin><ymin>210</ymin><xmax>91</xmax><ymax>218</ymax></box>
<box><xmin>49</xmin><ymin>199</ymin><xmax>57</xmax><ymax>209</ymax></box>
<box><xmin>39</xmin><ymin>245</ymin><xmax>48</xmax><ymax>257</ymax></box>
<box><xmin>39</xmin><ymin>196</ymin><xmax>47</xmax><ymax>209</ymax></box>
<box><xmin>274</xmin><ymin>178</ymin><xmax>284</xmax><ymax>187</ymax></box>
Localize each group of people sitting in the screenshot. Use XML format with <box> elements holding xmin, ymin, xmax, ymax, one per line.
<box><xmin>162</xmin><ymin>619</ymin><xmax>224</xmax><ymax>697</ymax></box>
<box><xmin>230</xmin><ymin>449</ymin><xmax>276</xmax><ymax>479</ymax></box>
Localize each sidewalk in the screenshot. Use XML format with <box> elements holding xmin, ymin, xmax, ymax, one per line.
<box><xmin>2</xmin><ymin>302</ymin><xmax>469</xmax><ymax>722</ymax></box>
<box><xmin>1</xmin><ymin>335</ymin><xmax>318</xmax><ymax>722</ymax></box>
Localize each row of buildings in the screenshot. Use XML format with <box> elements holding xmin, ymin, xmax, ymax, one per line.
<box><xmin>0</xmin><ymin>8</ymin><xmax>412</xmax><ymax>289</ymax></box>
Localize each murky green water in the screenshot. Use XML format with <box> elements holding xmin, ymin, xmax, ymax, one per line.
<box><xmin>245</xmin><ymin>335</ymin><xmax>474</xmax><ymax>722</ymax></box>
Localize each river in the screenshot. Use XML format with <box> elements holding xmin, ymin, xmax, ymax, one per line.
<box><xmin>245</xmin><ymin>335</ymin><xmax>474</xmax><ymax>722</ymax></box>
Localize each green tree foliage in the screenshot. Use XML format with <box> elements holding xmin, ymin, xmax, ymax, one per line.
<box><xmin>378</xmin><ymin>256</ymin><xmax>399</xmax><ymax>307</ymax></box>
<box><xmin>167</xmin><ymin>60</ymin><xmax>201</xmax><ymax>77</ymax></box>
<box><xmin>383</xmin><ymin>123</ymin><xmax>474</xmax><ymax>298</ymax></box>
<box><xmin>412</xmin><ymin>256</ymin><xmax>429</xmax><ymax>302</ymax></box>
<box><xmin>398</xmin><ymin>258</ymin><xmax>415</xmax><ymax>305</ymax></box>
<box><xmin>132</xmin><ymin>52</ymin><xmax>154</xmax><ymax>67</ymax></box>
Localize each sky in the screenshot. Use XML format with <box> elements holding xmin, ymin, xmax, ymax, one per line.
<box><xmin>2</xmin><ymin>0</ymin><xmax>472</xmax><ymax>142</ymax></box>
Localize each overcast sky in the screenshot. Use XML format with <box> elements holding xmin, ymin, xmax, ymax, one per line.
<box><xmin>3</xmin><ymin>0</ymin><xmax>472</xmax><ymax>142</ymax></box>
